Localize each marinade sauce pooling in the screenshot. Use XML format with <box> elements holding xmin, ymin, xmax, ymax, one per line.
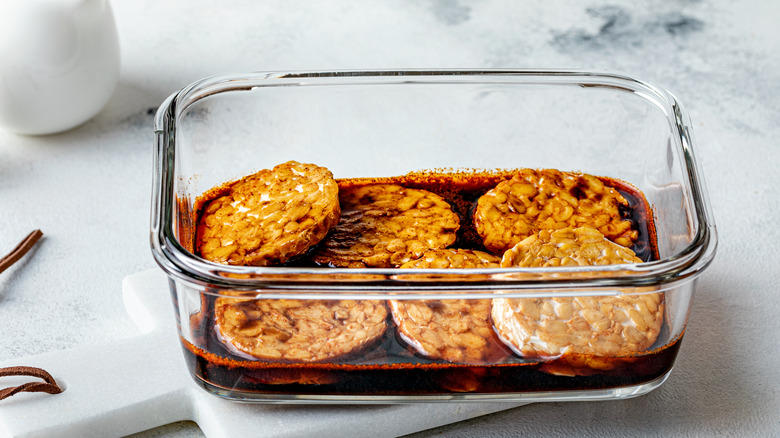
<box><xmin>181</xmin><ymin>170</ymin><xmax>676</xmax><ymax>397</ymax></box>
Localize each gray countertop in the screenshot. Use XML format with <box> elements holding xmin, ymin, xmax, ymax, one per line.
<box><xmin>1</xmin><ymin>1</ymin><xmax>778</xmax><ymax>436</ymax></box>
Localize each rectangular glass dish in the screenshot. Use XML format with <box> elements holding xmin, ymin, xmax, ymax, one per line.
<box><xmin>151</xmin><ymin>70</ymin><xmax>717</xmax><ymax>403</ymax></box>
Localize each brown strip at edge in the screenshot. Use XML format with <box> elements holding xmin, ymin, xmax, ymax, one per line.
<box><xmin>0</xmin><ymin>366</ymin><xmax>63</xmax><ymax>401</ymax></box>
<box><xmin>0</xmin><ymin>229</ymin><xmax>43</xmax><ymax>274</ymax></box>
<box><xmin>0</xmin><ymin>235</ymin><xmax>62</xmax><ymax>401</ymax></box>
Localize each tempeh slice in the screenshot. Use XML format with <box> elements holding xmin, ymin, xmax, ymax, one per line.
<box><xmin>215</xmin><ymin>296</ymin><xmax>388</xmax><ymax>362</ymax></box>
<box><xmin>492</xmin><ymin>227</ymin><xmax>663</xmax><ymax>362</ymax></box>
<box><xmin>389</xmin><ymin>249</ymin><xmax>504</xmax><ymax>363</ymax></box>
<box><xmin>311</xmin><ymin>184</ymin><xmax>460</xmax><ymax>268</ymax></box>
<box><xmin>196</xmin><ymin>161</ymin><xmax>340</xmax><ymax>266</ymax></box>
<box><xmin>474</xmin><ymin>168</ymin><xmax>637</xmax><ymax>254</ymax></box>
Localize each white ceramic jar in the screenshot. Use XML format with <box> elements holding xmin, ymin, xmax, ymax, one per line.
<box><xmin>0</xmin><ymin>0</ymin><xmax>120</xmax><ymax>135</ymax></box>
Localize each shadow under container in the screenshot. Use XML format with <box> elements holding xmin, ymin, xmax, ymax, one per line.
<box><xmin>151</xmin><ymin>70</ymin><xmax>717</xmax><ymax>403</ymax></box>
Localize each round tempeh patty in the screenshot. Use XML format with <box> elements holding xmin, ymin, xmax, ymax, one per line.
<box><xmin>492</xmin><ymin>227</ymin><xmax>663</xmax><ymax>358</ymax></box>
<box><xmin>389</xmin><ymin>249</ymin><xmax>502</xmax><ymax>363</ymax></box>
<box><xmin>311</xmin><ymin>184</ymin><xmax>460</xmax><ymax>268</ymax></box>
<box><xmin>215</xmin><ymin>296</ymin><xmax>388</xmax><ymax>362</ymax></box>
<box><xmin>500</xmin><ymin>226</ymin><xmax>643</xmax><ymax>268</ymax></box>
<box><xmin>474</xmin><ymin>168</ymin><xmax>638</xmax><ymax>254</ymax></box>
<box><xmin>196</xmin><ymin>161</ymin><xmax>340</xmax><ymax>266</ymax></box>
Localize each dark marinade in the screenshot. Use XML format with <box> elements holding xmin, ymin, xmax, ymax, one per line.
<box><xmin>181</xmin><ymin>171</ymin><xmax>673</xmax><ymax>397</ymax></box>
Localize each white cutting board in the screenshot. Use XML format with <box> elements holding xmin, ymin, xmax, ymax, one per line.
<box><xmin>0</xmin><ymin>269</ymin><xmax>526</xmax><ymax>438</ymax></box>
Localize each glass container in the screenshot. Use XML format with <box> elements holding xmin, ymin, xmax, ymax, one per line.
<box><xmin>151</xmin><ymin>70</ymin><xmax>717</xmax><ymax>403</ymax></box>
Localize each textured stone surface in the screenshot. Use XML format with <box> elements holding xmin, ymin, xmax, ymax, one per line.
<box><xmin>1</xmin><ymin>1</ymin><xmax>777</xmax><ymax>437</ymax></box>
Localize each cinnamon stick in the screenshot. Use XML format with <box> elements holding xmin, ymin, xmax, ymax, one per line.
<box><xmin>0</xmin><ymin>233</ymin><xmax>61</xmax><ymax>400</ymax></box>
<box><xmin>0</xmin><ymin>229</ymin><xmax>43</xmax><ymax>274</ymax></box>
